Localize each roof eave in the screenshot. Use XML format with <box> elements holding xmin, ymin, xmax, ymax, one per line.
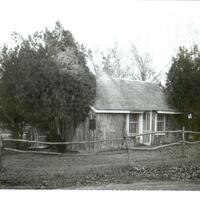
<box><xmin>156</xmin><ymin>111</ymin><xmax>182</xmax><ymax>114</ymax></box>
<box><xmin>90</xmin><ymin>106</ymin><xmax>143</xmax><ymax>114</ymax></box>
<box><xmin>90</xmin><ymin>106</ymin><xmax>182</xmax><ymax>114</ymax></box>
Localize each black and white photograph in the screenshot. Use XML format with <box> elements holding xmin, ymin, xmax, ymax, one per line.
<box><xmin>0</xmin><ymin>0</ymin><xmax>200</xmax><ymax>192</ymax></box>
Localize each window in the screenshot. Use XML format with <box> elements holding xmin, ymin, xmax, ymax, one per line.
<box><xmin>129</xmin><ymin>114</ymin><xmax>139</xmax><ymax>134</ymax></box>
<box><xmin>157</xmin><ymin>114</ymin><xmax>165</xmax><ymax>131</ymax></box>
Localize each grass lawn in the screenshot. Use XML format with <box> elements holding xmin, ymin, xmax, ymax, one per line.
<box><xmin>0</xmin><ymin>144</ymin><xmax>200</xmax><ymax>189</ymax></box>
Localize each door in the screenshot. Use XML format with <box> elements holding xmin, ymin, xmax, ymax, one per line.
<box><xmin>142</xmin><ymin>112</ymin><xmax>151</xmax><ymax>145</ymax></box>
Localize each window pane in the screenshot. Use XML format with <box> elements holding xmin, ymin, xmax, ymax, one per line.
<box><xmin>129</xmin><ymin>123</ymin><xmax>139</xmax><ymax>133</ymax></box>
<box><xmin>157</xmin><ymin>122</ymin><xmax>164</xmax><ymax>131</ymax></box>
<box><xmin>146</xmin><ymin>113</ymin><xmax>150</xmax><ymax>130</ymax></box>
<box><xmin>157</xmin><ymin>114</ymin><xmax>164</xmax><ymax>121</ymax></box>
<box><xmin>129</xmin><ymin>114</ymin><xmax>139</xmax><ymax>122</ymax></box>
<box><xmin>143</xmin><ymin>114</ymin><xmax>146</xmax><ymax>131</ymax></box>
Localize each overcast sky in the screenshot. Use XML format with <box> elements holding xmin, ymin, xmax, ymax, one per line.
<box><xmin>1</xmin><ymin>0</ymin><xmax>200</xmax><ymax>80</ymax></box>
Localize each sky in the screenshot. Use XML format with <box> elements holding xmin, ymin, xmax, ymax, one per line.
<box><xmin>1</xmin><ymin>0</ymin><xmax>200</xmax><ymax>81</ymax></box>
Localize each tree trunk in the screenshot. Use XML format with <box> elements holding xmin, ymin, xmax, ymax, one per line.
<box><xmin>12</xmin><ymin>124</ymin><xmax>24</xmax><ymax>149</ymax></box>
<box><xmin>50</xmin><ymin>117</ymin><xmax>76</xmax><ymax>153</ymax></box>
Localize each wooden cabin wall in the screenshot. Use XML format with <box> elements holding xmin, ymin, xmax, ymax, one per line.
<box><xmin>72</xmin><ymin>112</ymin><xmax>126</xmax><ymax>152</ymax></box>
<box><xmin>70</xmin><ymin>116</ymin><xmax>90</xmax><ymax>152</ymax></box>
<box><xmin>94</xmin><ymin>113</ymin><xmax>126</xmax><ymax>151</ymax></box>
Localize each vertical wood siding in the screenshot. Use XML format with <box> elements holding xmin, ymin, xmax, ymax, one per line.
<box><xmin>72</xmin><ymin>113</ymin><xmax>126</xmax><ymax>152</ymax></box>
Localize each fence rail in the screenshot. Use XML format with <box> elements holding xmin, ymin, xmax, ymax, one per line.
<box><xmin>3</xmin><ymin>137</ymin><xmax>124</xmax><ymax>145</ymax></box>
<box><xmin>3</xmin><ymin>147</ymin><xmax>63</xmax><ymax>155</ymax></box>
<box><xmin>129</xmin><ymin>142</ymin><xmax>182</xmax><ymax>151</ymax></box>
<box><xmin>133</xmin><ymin>130</ymin><xmax>183</xmax><ymax>137</ymax></box>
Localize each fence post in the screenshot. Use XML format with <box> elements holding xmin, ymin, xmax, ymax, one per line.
<box><xmin>125</xmin><ymin>135</ymin><xmax>130</xmax><ymax>167</ymax></box>
<box><xmin>89</xmin><ymin>130</ymin><xmax>90</xmax><ymax>153</ymax></box>
<box><xmin>182</xmin><ymin>126</ymin><xmax>185</xmax><ymax>157</ymax></box>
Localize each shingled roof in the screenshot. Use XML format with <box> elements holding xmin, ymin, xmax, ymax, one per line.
<box><xmin>93</xmin><ymin>73</ymin><xmax>177</xmax><ymax>112</ymax></box>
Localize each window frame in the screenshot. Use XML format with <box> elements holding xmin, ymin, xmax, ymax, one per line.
<box><xmin>157</xmin><ymin>114</ymin><xmax>166</xmax><ymax>132</ymax></box>
<box><xmin>128</xmin><ymin>114</ymin><xmax>140</xmax><ymax>135</ymax></box>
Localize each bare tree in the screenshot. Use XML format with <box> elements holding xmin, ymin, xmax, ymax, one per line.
<box><xmin>129</xmin><ymin>43</ymin><xmax>161</xmax><ymax>82</ymax></box>
<box><xmin>101</xmin><ymin>42</ymin><xmax>129</xmax><ymax>78</ymax></box>
<box><xmin>86</xmin><ymin>48</ymin><xmax>100</xmax><ymax>74</ymax></box>
<box><xmin>86</xmin><ymin>42</ymin><xmax>131</xmax><ymax>78</ymax></box>
<box><xmin>85</xmin><ymin>42</ymin><xmax>162</xmax><ymax>83</ymax></box>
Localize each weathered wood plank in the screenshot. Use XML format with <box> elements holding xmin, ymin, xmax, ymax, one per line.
<box><xmin>3</xmin><ymin>138</ymin><xmax>124</xmax><ymax>145</ymax></box>
<box><xmin>4</xmin><ymin>148</ymin><xmax>62</xmax><ymax>155</ymax></box>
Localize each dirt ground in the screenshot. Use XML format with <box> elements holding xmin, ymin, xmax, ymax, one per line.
<box><xmin>0</xmin><ymin>144</ymin><xmax>200</xmax><ymax>189</ymax></box>
<box><xmin>76</xmin><ymin>180</ymin><xmax>200</xmax><ymax>190</ymax></box>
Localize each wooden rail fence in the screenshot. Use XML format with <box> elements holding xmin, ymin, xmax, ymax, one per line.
<box><xmin>1</xmin><ymin>128</ymin><xmax>200</xmax><ymax>170</ymax></box>
<box><xmin>0</xmin><ymin>128</ymin><xmax>200</xmax><ymax>153</ymax></box>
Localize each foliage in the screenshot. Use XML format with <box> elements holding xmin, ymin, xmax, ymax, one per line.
<box><xmin>0</xmin><ymin>22</ymin><xmax>96</xmax><ymax>151</ymax></box>
<box><xmin>166</xmin><ymin>46</ymin><xmax>200</xmax><ymax>131</ymax></box>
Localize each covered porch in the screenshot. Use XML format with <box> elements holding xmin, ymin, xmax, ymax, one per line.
<box><xmin>126</xmin><ymin>111</ymin><xmax>181</xmax><ymax>145</ymax></box>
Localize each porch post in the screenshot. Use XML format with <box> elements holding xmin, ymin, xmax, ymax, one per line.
<box><xmin>126</xmin><ymin>114</ymin><xmax>129</xmax><ymax>137</ymax></box>
<box><xmin>150</xmin><ymin>111</ymin><xmax>153</xmax><ymax>145</ymax></box>
<box><xmin>155</xmin><ymin>113</ymin><xmax>157</xmax><ymax>132</ymax></box>
<box><xmin>139</xmin><ymin>113</ymin><xmax>143</xmax><ymax>143</ymax></box>
<box><xmin>153</xmin><ymin>112</ymin><xmax>158</xmax><ymax>146</ymax></box>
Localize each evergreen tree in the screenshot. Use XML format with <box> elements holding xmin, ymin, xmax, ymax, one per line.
<box><xmin>166</xmin><ymin>46</ymin><xmax>200</xmax><ymax>131</ymax></box>
<box><xmin>0</xmin><ymin>22</ymin><xmax>96</xmax><ymax>151</ymax></box>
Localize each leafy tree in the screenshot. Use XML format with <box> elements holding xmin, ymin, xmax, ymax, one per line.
<box><xmin>0</xmin><ymin>22</ymin><xmax>96</xmax><ymax>151</ymax></box>
<box><xmin>0</xmin><ymin>44</ymin><xmax>28</xmax><ymax>141</ymax></box>
<box><xmin>166</xmin><ymin>46</ymin><xmax>200</xmax><ymax>131</ymax></box>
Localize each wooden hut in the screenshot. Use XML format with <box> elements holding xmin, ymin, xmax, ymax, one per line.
<box><xmin>73</xmin><ymin>73</ymin><xmax>181</xmax><ymax>152</ymax></box>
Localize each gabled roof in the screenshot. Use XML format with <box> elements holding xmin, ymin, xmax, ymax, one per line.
<box><xmin>93</xmin><ymin>73</ymin><xmax>178</xmax><ymax>113</ymax></box>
